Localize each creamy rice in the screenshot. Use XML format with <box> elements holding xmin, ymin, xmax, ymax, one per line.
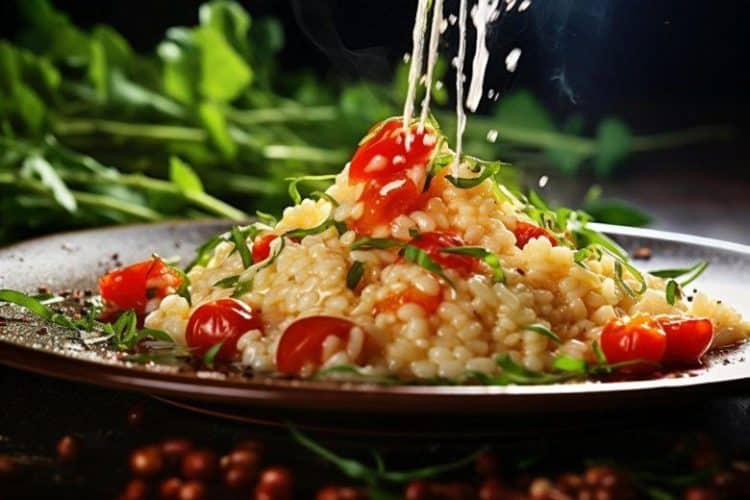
<box><xmin>146</xmin><ymin>161</ymin><xmax>750</xmax><ymax>380</ymax></box>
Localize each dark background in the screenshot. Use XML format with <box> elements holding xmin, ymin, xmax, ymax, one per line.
<box><xmin>1</xmin><ymin>0</ymin><xmax>748</xmax><ymax>135</ymax></box>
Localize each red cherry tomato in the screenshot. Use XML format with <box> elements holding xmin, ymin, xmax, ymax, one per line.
<box><xmin>374</xmin><ymin>286</ymin><xmax>442</xmax><ymax>315</ymax></box>
<box><xmin>408</xmin><ymin>231</ymin><xmax>476</xmax><ymax>275</ymax></box>
<box><xmin>252</xmin><ymin>234</ymin><xmax>277</xmax><ymax>263</ymax></box>
<box><xmin>350</xmin><ymin>174</ymin><xmax>423</xmax><ymax>234</ymax></box>
<box><xmin>99</xmin><ymin>258</ymin><xmax>182</xmax><ymax>318</ymax></box>
<box><xmin>659</xmin><ymin>317</ymin><xmax>714</xmax><ymax>365</ymax></box>
<box><xmin>276</xmin><ymin>316</ymin><xmax>362</xmax><ymax>375</ymax></box>
<box><xmin>513</xmin><ymin>221</ymin><xmax>557</xmax><ymax>249</ymax></box>
<box><xmin>349</xmin><ymin>118</ymin><xmax>438</xmax><ymax>184</ymax></box>
<box><xmin>600</xmin><ymin>316</ymin><xmax>667</xmax><ymax>374</ymax></box>
<box><xmin>185</xmin><ymin>299</ymin><xmax>263</xmax><ymax>362</ymax></box>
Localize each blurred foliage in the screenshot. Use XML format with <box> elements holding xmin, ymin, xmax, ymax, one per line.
<box><xmin>0</xmin><ymin>0</ymin><xmax>726</xmax><ymax>244</ymax></box>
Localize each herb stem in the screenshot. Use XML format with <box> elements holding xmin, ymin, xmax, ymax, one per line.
<box><xmin>226</xmin><ymin>105</ymin><xmax>338</xmax><ymax>125</ymax></box>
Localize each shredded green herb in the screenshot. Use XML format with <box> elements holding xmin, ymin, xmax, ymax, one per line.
<box><xmin>346</xmin><ymin>261</ymin><xmax>365</xmax><ymax>290</ymax></box>
<box><xmin>524</xmin><ymin>323</ymin><xmax>563</xmax><ymax>344</ymax></box>
<box><xmin>650</xmin><ymin>261</ymin><xmax>708</xmax><ymax>287</ymax></box>
<box><xmin>440</xmin><ymin>246</ymin><xmax>505</xmax><ymax>283</ymax></box>
<box><xmin>350</xmin><ymin>237</ymin><xmax>406</xmax><ymax>251</ymax></box>
<box><xmin>285</xmin><ymin>174</ymin><xmax>337</xmax><ymax>205</ymax></box>
<box><xmin>666</xmin><ymin>280</ymin><xmax>680</xmax><ymax>306</ymax></box>
<box><xmin>213</xmin><ymin>275</ymin><xmax>240</xmax><ymax>288</ymax></box>
<box><xmin>203</xmin><ymin>341</ymin><xmax>224</xmax><ymax>368</ymax></box>
<box><xmin>401</xmin><ymin>245</ymin><xmax>454</xmax><ymax>288</ymax></box>
<box><xmin>230</xmin><ymin>225</ymin><xmax>253</xmax><ymax>268</ymax></box>
<box><xmin>444</xmin><ymin>157</ymin><xmax>503</xmax><ymax>189</ymax></box>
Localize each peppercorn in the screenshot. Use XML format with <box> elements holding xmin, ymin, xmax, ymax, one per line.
<box><xmin>181</xmin><ymin>449</ymin><xmax>219</xmax><ymax>481</ymax></box>
<box><xmin>159</xmin><ymin>477</ymin><xmax>183</xmax><ymax>499</ymax></box>
<box><xmin>223</xmin><ymin>465</ymin><xmax>254</xmax><ymax>490</ymax></box>
<box><xmin>120</xmin><ymin>479</ymin><xmax>149</xmax><ymax>500</ymax></box>
<box><xmin>315</xmin><ymin>485</ymin><xmax>368</xmax><ymax>500</ymax></box>
<box><xmin>161</xmin><ymin>438</ymin><xmax>194</xmax><ymax>467</ymax></box>
<box><xmin>255</xmin><ymin>466</ymin><xmax>294</xmax><ymax>500</ymax></box>
<box><xmin>129</xmin><ymin>445</ymin><xmax>165</xmax><ymax>478</ymax></box>
<box><xmin>178</xmin><ymin>480</ymin><xmax>206</xmax><ymax>500</ymax></box>
<box><xmin>56</xmin><ymin>435</ymin><xmax>82</xmax><ymax>463</ymax></box>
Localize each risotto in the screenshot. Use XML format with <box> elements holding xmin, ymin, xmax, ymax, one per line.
<box><xmin>121</xmin><ymin>117</ymin><xmax>750</xmax><ymax>382</ymax></box>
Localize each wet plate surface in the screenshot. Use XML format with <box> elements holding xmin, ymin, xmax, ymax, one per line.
<box><xmin>0</xmin><ymin>221</ymin><xmax>748</xmax><ymax>415</ymax></box>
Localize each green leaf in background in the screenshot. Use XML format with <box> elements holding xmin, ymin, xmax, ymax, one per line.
<box><xmin>195</xmin><ymin>27</ymin><xmax>252</xmax><ymax>101</ymax></box>
<box><xmin>595</xmin><ymin>118</ymin><xmax>632</xmax><ymax>176</ymax></box>
<box><xmin>158</xmin><ymin>35</ymin><xmax>199</xmax><ymax>105</ymax></box>
<box><xmin>198</xmin><ymin>101</ymin><xmax>237</xmax><ymax>158</ymax></box>
<box><xmin>583</xmin><ymin>198</ymin><xmax>652</xmax><ymax>227</ymax></box>
<box><xmin>199</xmin><ymin>0</ymin><xmax>251</xmax><ymax>56</ymax></box>
<box><xmin>21</xmin><ymin>155</ymin><xmax>77</xmax><ymax>212</ymax></box>
<box><xmin>169</xmin><ymin>156</ymin><xmax>204</xmax><ymax>194</ymax></box>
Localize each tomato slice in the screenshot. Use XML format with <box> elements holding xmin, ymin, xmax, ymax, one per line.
<box><xmin>374</xmin><ymin>286</ymin><xmax>442</xmax><ymax>315</ymax></box>
<box><xmin>349</xmin><ymin>118</ymin><xmax>438</xmax><ymax>184</ymax></box>
<box><xmin>252</xmin><ymin>234</ymin><xmax>277</xmax><ymax>263</ymax></box>
<box><xmin>99</xmin><ymin>258</ymin><xmax>182</xmax><ymax>318</ymax></box>
<box><xmin>407</xmin><ymin>231</ymin><xmax>476</xmax><ymax>275</ymax></box>
<box><xmin>185</xmin><ymin>298</ymin><xmax>263</xmax><ymax>362</ymax></box>
<box><xmin>659</xmin><ymin>317</ymin><xmax>714</xmax><ymax>365</ymax></box>
<box><xmin>513</xmin><ymin>221</ymin><xmax>557</xmax><ymax>249</ymax></box>
<box><xmin>276</xmin><ymin>316</ymin><xmax>361</xmax><ymax>375</ymax></box>
<box><xmin>350</xmin><ymin>174</ymin><xmax>423</xmax><ymax>234</ymax></box>
<box><xmin>599</xmin><ymin>316</ymin><xmax>667</xmax><ymax>373</ymax></box>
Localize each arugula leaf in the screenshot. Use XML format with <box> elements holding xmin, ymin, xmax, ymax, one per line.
<box><xmin>445</xmin><ymin>157</ymin><xmax>503</xmax><ymax>189</ymax></box>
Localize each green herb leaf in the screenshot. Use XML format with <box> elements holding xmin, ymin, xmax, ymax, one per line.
<box><xmin>552</xmin><ymin>355</ymin><xmax>588</xmax><ymax>373</ymax></box>
<box><xmin>0</xmin><ymin>289</ymin><xmax>77</xmax><ymax>329</ymax></box>
<box><xmin>583</xmin><ymin>198</ymin><xmax>651</xmax><ymax>227</ymax></box>
<box><xmin>401</xmin><ymin>245</ymin><xmax>454</xmax><ymax>288</ymax></box>
<box><xmin>440</xmin><ymin>246</ymin><xmax>505</xmax><ymax>283</ymax></box>
<box><xmin>309</xmin><ymin>191</ymin><xmax>340</xmax><ymax>207</ymax></box>
<box><xmin>230</xmin><ymin>225</ymin><xmax>253</xmax><ymax>268</ymax></box>
<box><xmin>255</xmin><ymin>210</ymin><xmax>277</xmax><ymax>226</ymax></box>
<box><xmin>650</xmin><ymin>261</ymin><xmax>708</xmax><ymax>286</ymax></box>
<box><xmin>524</xmin><ymin>323</ymin><xmax>562</xmax><ymax>344</ymax></box>
<box><xmin>346</xmin><ymin>261</ymin><xmax>365</xmax><ymax>290</ymax></box>
<box><xmin>283</xmin><ymin>218</ymin><xmax>341</xmax><ymax>240</ymax></box>
<box><xmin>285</xmin><ymin>174</ymin><xmax>337</xmax><ymax>205</ymax></box>
<box><xmin>169</xmin><ymin>156</ymin><xmax>204</xmax><ymax>194</ymax></box>
<box><xmin>666</xmin><ymin>279</ymin><xmax>680</xmax><ymax>306</ymax></box>
<box><xmin>614</xmin><ymin>259</ymin><xmax>648</xmax><ymax>298</ymax></box>
<box><xmin>203</xmin><ymin>340</ymin><xmax>224</xmax><ymax>368</ymax></box>
<box><xmin>21</xmin><ymin>155</ymin><xmax>77</xmax><ymax>212</ymax></box>
<box><xmin>350</xmin><ymin>237</ymin><xmax>406</xmax><ymax>251</ymax></box>
<box><xmin>445</xmin><ymin>157</ymin><xmax>503</xmax><ymax>189</ymax></box>
<box><xmin>213</xmin><ymin>275</ymin><xmax>240</xmax><ymax>288</ymax></box>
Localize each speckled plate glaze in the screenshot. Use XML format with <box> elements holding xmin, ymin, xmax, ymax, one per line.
<box><xmin>0</xmin><ymin>220</ymin><xmax>748</xmax><ymax>416</ymax></box>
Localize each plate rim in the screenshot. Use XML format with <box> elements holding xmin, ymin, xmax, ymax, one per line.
<box><xmin>1</xmin><ymin>220</ymin><xmax>749</xmax><ymax>412</ymax></box>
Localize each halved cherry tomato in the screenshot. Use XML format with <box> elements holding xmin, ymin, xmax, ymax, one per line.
<box><xmin>99</xmin><ymin>258</ymin><xmax>182</xmax><ymax>318</ymax></box>
<box><xmin>349</xmin><ymin>118</ymin><xmax>438</xmax><ymax>184</ymax></box>
<box><xmin>513</xmin><ymin>221</ymin><xmax>557</xmax><ymax>249</ymax></box>
<box><xmin>659</xmin><ymin>317</ymin><xmax>714</xmax><ymax>365</ymax></box>
<box><xmin>350</xmin><ymin>174</ymin><xmax>423</xmax><ymax>234</ymax></box>
<box><xmin>374</xmin><ymin>286</ymin><xmax>442</xmax><ymax>315</ymax></box>
<box><xmin>276</xmin><ymin>316</ymin><xmax>361</xmax><ymax>375</ymax></box>
<box><xmin>185</xmin><ymin>298</ymin><xmax>263</xmax><ymax>362</ymax></box>
<box><xmin>600</xmin><ymin>316</ymin><xmax>667</xmax><ymax>374</ymax></box>
<box><xmin>407</xmin><ymin>231</ymin><xmax>476</xmax><ymax>275</ymax></box>
<box><xmin>252</xmin><ymin>234</ymin><xmax>277</xmax><ymax>263</ymax></box>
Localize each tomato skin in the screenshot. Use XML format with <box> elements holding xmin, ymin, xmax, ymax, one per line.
<box><xmin>252</xmin><ymin>234</ymin><xmax>277</xmax><ymax>263</ymax></box>
<box><xmin>600</xmin><ymin>316</ymin><xmax>667</xmax><ymax>374</ymax></box>
<box><xmin>513</xmin><ymin>221</ymin><xmax>557</xmax><ymax>249</ymax></box>
<box><xmin>276</xmin><ymin>316</ymin><xmax>360</xmax><ymax>375</ymax></box>
<box><xmin>408</xmin><ymin>231</ymin><xmax>476</xmax><ymax>275</ymax></box>
<box><xmin>99</xmin><ymin>258</ymin><xmax>182</xmax><ymax>318</ymax></box>
<box><xmin>349</xmin><ymin>118</ymin><xmax>437</xmax><ymax>184</ymax></box>
<box><xmin>659</xmin><ymin>317</ymin><xmax>714</xmax><ymax>364</ymax></box>
<box><xmin>374</xmin><ymin>286</ymin><xmax>442</xmax><ymax>315</ymax></box>
<box><xmin>185</xmin><ymin>299</ymin><xmax>263</xmax><ymax>362</ymax></box>
<box><xmin>350</xmin><ymin>174</ymin><xmax>423</xmax><ymax>234</ymax></box>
